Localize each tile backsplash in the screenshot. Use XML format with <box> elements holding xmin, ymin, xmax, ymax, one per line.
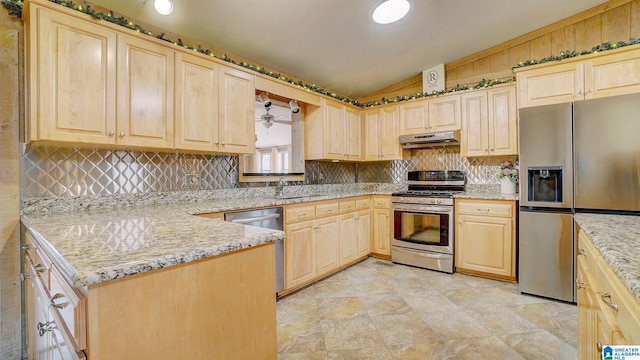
<box><xmin>20</xmin><ymin>145</ymin><xmax>514</xmax><ymax>199</ymax></box>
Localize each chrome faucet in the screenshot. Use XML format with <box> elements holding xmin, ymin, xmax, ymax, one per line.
<box><xmin>277</xmin><ymin>177</ymin><xmax>285</xmax><ymax>197</ymax></box>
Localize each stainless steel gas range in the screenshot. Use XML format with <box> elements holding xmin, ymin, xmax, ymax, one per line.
<box><xmin>391</xmin><ymin>170</ymin><xmax>466</xmax><ymax>273</ymax></box>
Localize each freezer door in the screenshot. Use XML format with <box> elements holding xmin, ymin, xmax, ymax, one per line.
<box><xmin>574</xmin><ymin>93</ymin><xmax>640</xmax><ymax>211</ymax></box>
<box><xmin>518</xmin><ymin>104</ymin><xmax>574</xmax><ymax>208</ymax></box>
<box><xmin>518</xmin><ymin>210</ymin><xmax>574</xmax><ymax>302</ymax></box>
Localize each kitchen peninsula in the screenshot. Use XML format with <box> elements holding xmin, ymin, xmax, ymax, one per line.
<box><xmin>22</xmin><ymin>197</ymin><xmax>286</xmax><ymax>359</ymax></box>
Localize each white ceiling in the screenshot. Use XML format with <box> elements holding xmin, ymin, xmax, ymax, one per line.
<box><xmin>88</xmin><ymin>0</ymin><xmax>609</xmax><ymax>99</ymax></box>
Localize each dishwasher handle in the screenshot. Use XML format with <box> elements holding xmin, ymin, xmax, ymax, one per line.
<box><xmin>230</xmin><ymin>213</ymin><xmax>281</xmax><ymax>224</ymax></box>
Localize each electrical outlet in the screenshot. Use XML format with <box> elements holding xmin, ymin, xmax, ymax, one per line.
<box><xmin>184</xmin><ymin>172</ymin><xmax>200</xmax><ymax>187</ymax></box>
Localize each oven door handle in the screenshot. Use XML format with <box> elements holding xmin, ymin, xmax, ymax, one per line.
<box><xmin>392</xmin><ymin>205</ymin><xmax>452</xmax><ymax>214</ymax></box>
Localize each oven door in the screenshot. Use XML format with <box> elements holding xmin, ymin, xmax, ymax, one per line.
<box><xmin>392</xmin><ymin>203</ymin><xmax>453</xmax><ymax>254</ymax></box>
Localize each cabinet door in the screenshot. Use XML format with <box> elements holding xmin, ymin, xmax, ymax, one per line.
<box><xmin>174</xmin><ymin>52</ymin><xmax>219</xmax><ymax>151</ymax></box>
<box><xmin>339</xmin><ymin>213</ymin><xmax>358</xmax><ymax>266</ymax></box>
<box><xmin>218</xmin><ymin>66</ymin><xmax>255</xmax><ymax>154</ymax></box>
<box><xmin>428</xmin><ymin>94</ymin><xmax>461</xmax><ymax>131</ymax></box>
<box><xmin>116</xmin><ymin>34</ymin><xmax>174</xmax><ymax>148</ymax></box>
<box><xmin>356</xmin><ymin>209</ymin><xmax>371</xmax><ymax>258</ymax></box>
<box><xmin>372</xmin><ymin>208</ymin><xmax>391</xmax><ymax>256</ymax></box>
<box><xmin>455</xmin><ymin>214</ymin><xmax>513</xmax><ymax>277</ymax></box>
<box><xmin>315</xmin><ymin>216</ymin><xmax>340</xmax><ymax>276</ymax></box>
<box><xmin>27</xmin><ymin>261</ymin><xmax>51</xmax><ymax>360</ymax></box>
<box><xmin>323</xmin><ymin>100</ymin><xmax>346</xmax><ymax>159</ymax></box>
<box><xmin>363</xmin><ymin>109</ymin><xmax>381</xmax><ymax>160</ymax></box>
<box><xmin>32</xmin><ymin>6</ymin><xmax>116</xmax><ymax>144</ymax></box>
<box><xmin>577</xmin><ymin>260</ymin><xmax>597</xmax><ymax>360</ymax></box>
<box><xmin>344</xmin><ymin>107</ymin><xmax>362</xmax><ymax>160</ymax></box>
<box><xmin>487</xmin><ymin>86</ymin><xmax>518</xmax><ymax>156</ymax></box>
<box><xmin>379</xmin><ymin>106</ymin><xmax>403</xmax><ymax>160</ymax></box>
<box><xmin>460</xmin><ymin>91</ymin><xmax>488</xmax><ymax>157</ymax></box>
<box><xmin>585</xmin><ymin>49</ymin><xmax>640</xmax><ymax>100</ymax></box>
<box><xmin>399</xmin><ymin>100</ymin><xmax>428</xmax><ymax>135</ymax></box>
<box><xmin>284</xmin><ymin>220</ymin><xmax>315</xmax><ymax>289</ymax></box>
<box><xmin>515</xmin><ymin>62</ymin><xmax>584</xmax><ymax>108</ymax></box>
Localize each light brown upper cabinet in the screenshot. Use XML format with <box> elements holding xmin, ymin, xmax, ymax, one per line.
<box><xmin>364</xmin><ymin>106</ymin><xmax>405</xmax><ymax>161</ymax></box>
<box><xmin>158</xmin><ymin>50</ymin><xmax>257</xmax><ymax>154</ymax></box>
<box><xmin>461</xmin><ymin>85</ymin><xmax>517</xmax><ymax>157</ymax></box>
<box><xmin>116</xmin><ymin>34</ymin><xmax>174</xmax><ymax>149</ymax></box>
<box><xmin>174</xmin><ymin>52</ymin><xmax>219</xmax><ymax>152</ymax></box>
<box><xmin>399</xmin><ymin>99</ymin><xmax>428</xmax><ymax>135</ymax></box>
<box><xmin>428</xmin><ymin>93</ymin><xmax>461</xmax><ymax>132</ymax></box>
<box><xmin>305</xmin><ymin>99</ymin><xmax>362</xmax><ymax>161</ymax></box>
<box><xmin>515</xmin><ymin>44</ymin><xmax>640</xmax><ymax>108</ymax></box>
<box><xmin>26</xmin><ymin>0</ymin><xmax>256</xmax><ymax>154</ymax></box>
<box><xmin>399</xmin><ymin>93</ymin><xmax>461</xmax><ymax>136</ymax></box>
<box><xmin>27</xmin><ymin>2</ymin><xmax>117</xmax><ymax>145</ymax></box>
<box><xmin>217</xmin><ymin>67</ymin><xmax>256</xmax><ymax>154</ymax></box>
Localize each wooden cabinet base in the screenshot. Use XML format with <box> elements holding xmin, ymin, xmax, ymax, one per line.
<box><xmin>456</xmin><ymin>267</ymin><xmax>517</xmax><ymax>283</ymax></box>
<box><xmin>86</xmin><ymin>244</ymin><xmax>276</xmax><ymax>360</ymax></box>
<box><xmin>369</xmin><ymin>253</ymin><xmax>392</xmax><ymax>261</ymax></box>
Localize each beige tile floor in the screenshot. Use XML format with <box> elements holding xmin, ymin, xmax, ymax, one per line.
<box><xmin>277</xmin><ymin>257</ymin><xmax>577</xmax><ymax>360</ymax></box>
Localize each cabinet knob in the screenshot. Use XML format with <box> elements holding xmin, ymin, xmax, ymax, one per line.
<box><xmin>109</xmin><ymin>130</ymin><xmax>115</xmax><ymax>136</ymax></box>
<box><xmin>577</xmin><ymin>249</ymin><xmax>586</xmax><ymax>257</ymax></box>
<box><xmin>578</xmin><ymin>90</ymin><xmax>583</xmax><ymax>95</ymax></box>
<box><xmin>490</xmin><ymin>148</ymin><xmax>494</xmax><ymax>151</ymax></box>
<box><xmin>50</xmin><ymin>293</ymin><xmax>70</xmax><ymax>309</ymax></box>
<box><xmin>34</xmin><ymin>263</ymin><xmax>46</xmax><ymax>274</ymax></box>
<box><xmin>214</xmin><ymin>141</ymin><xmax>219</xmax><ymax>145</ymax></box>
<box><xmin>585</xmin><ymin>89</ymin><xmax>593</xmax><ymax>94</ymax></box>
<box><xmin>119</xmin><ymin>131</ymin><xmax>126</xmax><ymax>137</ymax></box>
<box><xmin>221</xmin><ymin>142</ymin><xmax>226</xmax><ymax>146</ymax></box>
<box><xmin>597</xmin><ymin>342</ymin><xmax>603</xmax><ymax>353</ymax></box>
<box><xmin>21</xmin><ymin>244</ymin><xmax>30</xmax><ymax>251</ymax></box>
<box><xmin>37</xmin><ymin>321</ymin><xmax>53</xmax><ymax>336</ymax></box>
<box><xmin>601</xmin><ymin>292</ymin><xmax>619</xmax><ymax>312</ymax></box>
<box><xmin>477</xmin><ymin>208</ymin><xmax>490</xmax><ymax>213</ymax></box>
<box><xmin>575</xmin><ymin>278</ymin><xmax>586</xmax><ymax>289</ymax></box>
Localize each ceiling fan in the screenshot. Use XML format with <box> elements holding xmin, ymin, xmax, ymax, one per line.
<box><xmin>256</xmin><ymin>108</ymin><xmax>290</xmax><ymax>128</ymax></box>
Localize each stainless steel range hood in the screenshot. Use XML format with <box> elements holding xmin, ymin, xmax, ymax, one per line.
<box><xmin>399</xmin><ymin>130</ymin><xmax>461</xmax><ymax>149</ymax></box>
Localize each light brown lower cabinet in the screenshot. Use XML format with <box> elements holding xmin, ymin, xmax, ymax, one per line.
<box><xmin>455</xmin><ymin>199</ymin><xmax>516</xmax><ymax>282</ymax></box>
<box><xmin>24</xmin><ymin>230</ymin><xmax>277</xmax><ymax>359</ymax></box>
<box><xmin>283</xmin><ymin>197</ymin><xmax>372</xmax><ymax>293</ymax></box>
<box><xmin>577</xmin><ymin>230</ymin><xmax>640</xmax><ymax>359</ymax></box>
<box><xmin>371</xmin><ymin>196</ymin><xmax>392</xmax><ymax>258</ymax></box>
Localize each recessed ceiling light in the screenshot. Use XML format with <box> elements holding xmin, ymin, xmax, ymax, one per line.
<box><xmin>372</xmin><ymin>0</ymin><xmax>410</xmax><ymax>25</ymax></box>
<box><xmin>154</xmin><ymin>0</ymin><xmax>173</xmax><ymax>15</ymax></box>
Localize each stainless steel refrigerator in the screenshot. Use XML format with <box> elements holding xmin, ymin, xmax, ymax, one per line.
<box><xmin>518</xmin><ymin>93</ymin><xmax>640</xmax><ymax>303</ymax></box>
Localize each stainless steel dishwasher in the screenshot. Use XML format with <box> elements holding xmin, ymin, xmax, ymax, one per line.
<box><xmin>224</xmin><ymin>207</ymin><xmax>284</xmax><ymax>294</ymax></box>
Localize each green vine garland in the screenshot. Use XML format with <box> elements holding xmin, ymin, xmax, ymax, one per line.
<box><xmin>3</xmin><ymin>0</ymin><xmax>640</xmax><ymax>108</ymax></box>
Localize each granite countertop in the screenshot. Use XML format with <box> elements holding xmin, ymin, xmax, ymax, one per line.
<box><xmin>20</xmin><ymin>182</ymin><xmax>522</xmax><ymax>289</ymax></box>
<box><xmin>22</xmin><ymin>207</ymin><xmax>285</xmax><ymax>288</ymax></box>
<box><xmin>21</xmin><ymin>183</ymin><xmax>403</xmax><ymax>289</ymax></box>
<box><xmin>454</xmin><ymin>184</ymin><xmax>520</xmax><ymax>201</ymax></box>
<box><xmin>574</xmin><ymin>213</ymin><xmax>640</xmax><ymax>303</ymax></box>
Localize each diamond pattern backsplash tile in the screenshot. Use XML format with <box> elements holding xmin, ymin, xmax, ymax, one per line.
<box><xmin>21</xmin><ymin>145</ymin><xmax>515</xmax><ymax>199</ymax></box>
<box><xmin>359</xmin><ymin>147</ymin><xmax>517</xmax><ymax>184</ymax></box>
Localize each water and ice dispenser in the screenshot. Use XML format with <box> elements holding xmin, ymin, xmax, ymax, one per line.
<box><xmin>526</xmin><ymin>167</ymin><xmax>563</xmax><ymax>203</ymax></box>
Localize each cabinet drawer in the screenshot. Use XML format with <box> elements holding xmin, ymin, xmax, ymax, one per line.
<box><xmin>577</xmin><ymin>230</ymin><xmax>599</xmax><ymax>276</ymax></box>
<box><xmin>372</xmin><ymin>197</ymin><xmax>391</xmax><ymax>209</ymax></box>
<box><xmin>456</xmin><ymin>200</ymin><xmax>513</xmax><ymax>217</ymax></box>
<box><xmin>596</xmin><ymin>259</ymin><xmax>640</xmax><ymax>344</ymax></box>
<box><xmin>25</xmin><ymin>233</ymin><xmax>52</xmax><ymax>288</ymax></box>
<box><xmin>355</xmin><ymin>198</ymin><xmax>370</xmax><ymax>211</ymax></box>
<box><xmin>49</xmin><ymin>266</ymin><xmax>87</xmax><ymax>351</ymax></box>
<box><xmin>339</xmin><ymin>201</ymin><xmax>356</xmax><ymax>214</ymax></box>
<box><xmin>316</xmin><ymin>203</ymin><xmax>339</xmax><ymax>218</ymax></box>
<box><xmin>286</xmin><ymin>206</ymin><xmax>315</xmax><ymax>224</ymax></box>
